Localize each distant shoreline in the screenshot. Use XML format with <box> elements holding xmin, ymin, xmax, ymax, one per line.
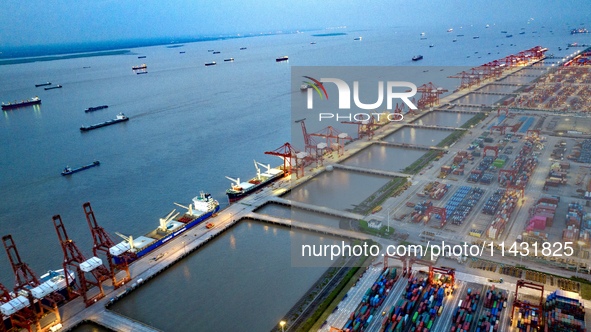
<box><xmin>0</xmin><ymin>29</ymin><xmax>322</xmax><ymax>63</ymax></box>
<box><xmin>0</xmin><ymin>50</ymin><xmax>132</xmax><ymax>66</ymax></box>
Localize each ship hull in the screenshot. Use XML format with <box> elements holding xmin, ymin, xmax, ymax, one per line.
<box><xmin>226</xmin><ymin>171</ymin><xmax>283</xmax><ymax>203</ymax></box>
<box><xmin>113</xmin><ymin>205</ymin><xmax>219</xmax><ymax>265</ymax></box>
<box><xmin>80</xmin><ymin>117</ymin><xmax>129</xmax><ymax>131</ymax></box>
<box><xmin>2</xmin><ymin>100</ymin><xmax>41</xmax><ymax>110</ymax></box>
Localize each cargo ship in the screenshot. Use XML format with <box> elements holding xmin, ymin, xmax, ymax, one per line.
<box><xmin>84</xmin><ymin>105</ymin><xmax>108</xmax><ymax>113</ymax></box>
<box><xmin>225</xmin><ymin>160</ymin><xmax>284</xmax><ymax>203</ymax></box>
<box><xmin>80</xmin><ymin>113</ymin><xmax>129</xmax><ymax>132</ymax></box>
<box><xmin>132</xmin><ymin>64</ymin><xmax>147</xmax><ymax>70</ymax></box>
<box><xmin>276</xmin><ymin>56</ymin><xmax>289</xmax><ymax>62</ymax></box>
<box><xmin>110</xmin><ymin>192</ymin><xmax>219</xmax><ymax>264</ymax></box>
<box><xmin>412</xmin><ymin>55</ymin><xmax>423</xmax><ymax>61</ymax></box>
<box><xmin>2</xmin><ymin>97</ymin><xmax>41</xmax><ymax>110</ymax></box>
<box><xmin>61</xmin><ymin>161</ymin><xmax>100</xmax><ymax>176</ymax></box>
<box><xmin>1</xmin><ymin>269</ymin><xmax>75</xmax><ymax>317</ymax></box>
<box><xmin>35</xmin><ymin>82</ymin><xmax>51</xmax><ymax>87</ymax></box>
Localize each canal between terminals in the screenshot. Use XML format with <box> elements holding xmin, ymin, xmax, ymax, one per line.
<box><xmin>111</xmin><ymin>221</ymin><xmax>341</xmax><ymax>332</ymax></box>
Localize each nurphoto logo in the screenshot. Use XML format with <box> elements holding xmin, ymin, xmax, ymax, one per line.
<box><xmin>303</xmin><ymin>76</ymin><xmax>417</xmax><ymax>122</ymax></box>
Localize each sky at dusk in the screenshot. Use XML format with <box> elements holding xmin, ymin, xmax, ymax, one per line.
<box><xmin>0</xmin><ymin>0</ymin><xmax>590</xmax><ymax>47</ymax></box>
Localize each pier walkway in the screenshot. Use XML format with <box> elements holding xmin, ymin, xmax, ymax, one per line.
<box><xmin>88</xmin><ymin>311</ymin><xmax>162</xmax><ymax>332</ymax></box>
<box><xmin>268</xmin><ymin>196</ymin><xmax>365</xmax><ymax>221</ymax></box>
<box><xmin>244</xmin><ymin>212</ymin><xmax>370</xmax><ymax>241</ymax></box>
<box><xmin>331</xmin><ymin>163</ymin><xmax>412</xmax><ymax>178</ymax></box>
<box><xmin>376</xmin><ymin>141</ymin><xmax>446</xmax><ymax>152</ymax></box>
<box><xmin>404</xmin><ymin>123</ymin><xmax>467</xmax><ymax>131</ymax></box>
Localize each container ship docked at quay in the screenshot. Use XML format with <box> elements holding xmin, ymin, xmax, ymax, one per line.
<box><xmin>110</xmin><ymin>191</ymin><xmax>219</xmax><ymax>264</ymax></box>
<box><xmin>225</xmin><ymin>160</ymin><xmax>284</xmax><ymax>203</ymax></box>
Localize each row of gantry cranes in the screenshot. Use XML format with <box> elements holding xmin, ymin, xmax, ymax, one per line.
<box><xmin>0</xmin><ymin>203</ymin><xmax>135</xmax><ymax>332</ymax></box>
<box><xmin>265</xmin><ymin>47</ymin><xmax>549</xmax><ymax>182</ymax></box>
<box><xmin>266</xmin><ymin>82</ymin><xmax>449</xmax><ymax>180</ymax></box>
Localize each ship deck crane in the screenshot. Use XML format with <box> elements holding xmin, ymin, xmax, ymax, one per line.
<box><xmin>83</xmin><ymin>202</ymin><xmax>132</xmax><ymax>289</ymax></box>
<box><xmin>158</xmin><ymin>209</ymin><xmax>180</xmax><ymax>232</ymax></box>
<box><xmin>2</xmin><ymin>235</ymin><xmax>62</xmax><ymax>332</ymax></box>
<box><xmin>52</xmin><ymin>215</ymin><xmax>111</xmax><ymax>307</ymax></box>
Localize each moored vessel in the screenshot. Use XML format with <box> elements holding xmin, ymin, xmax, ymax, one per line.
<box><xmin>111</xmin><ymin>192</ymin><xmax>219</xmax><ymax>264</ymax></box>
<box><xmin>276</xmin><ymin>56</ymin><xmax>289</xmax><ymax>62</ymax></box>
<box><xmin>2</xmin><ymin>97</ymin><xmax>41</xmax><ymax>110</ymax></box>
<box><xmin>35</xmin><ymin>82</ymin><xmax>51</xmax><ymax>87</ymax></box>
<box><xmin>225</xmin><ymin>160</ymin><xmax>284</xmax><ymax>203</ymax></box>
<box><xmin>132</xmin><ymin>64</ymin><xmax>147</xmax><ymax>70</ymax></box>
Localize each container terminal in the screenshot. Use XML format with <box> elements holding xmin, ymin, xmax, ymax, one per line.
<box><xmin>2</xmin><ymin>46</ymin><xmax>591</xmax><ymax>332</ymax></box>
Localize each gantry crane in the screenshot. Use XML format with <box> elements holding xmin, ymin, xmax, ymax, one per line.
<box><xmin>83</xmin><ymin>202</ymin><xmax>132</xmax><ymax>288</ymax></box>
<box><xmin>52</xmin><ymin>214</ymin><xmax>111</xmax><ymax>306</ymax></box>
<box><xmin>2</xmin><ymin>235</ymin><xmax>62</xmax><ymax>332</ymax></box>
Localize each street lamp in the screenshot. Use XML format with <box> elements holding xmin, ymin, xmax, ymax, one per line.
<box><xmin>279</xmin><ymin>320</ymin><xmax>286</xmax><ymax>332</ymax></box>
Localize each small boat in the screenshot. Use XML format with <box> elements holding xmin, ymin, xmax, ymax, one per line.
<box><xmin>61</xmin><ymin>161</ymin><xmax>100</xmax><ymax>176</ymax></box>
<box><xmin>44</xmin><ymin>85</ymin><xmax>62</xmax><ymax>90</ymax></box>
<box><xmin>80</xmin><ymin>113</ymin><xmax>129</xmax><ymax>132</ymax></box>
<box><xmin>208</xmin><ymin>49</ymin><xmax>214</xmax><ymax>52</ymax></box>
<box><xmin>179</xmin><ymin>51</ymin><xmax>186</xmax><ymax>54</ymax></box>
<box><xmin>447</xmin><ymin>28</ymin><xmax>453</xmax><ymax>32</ymax></box>
<box><xmin>205</xmin><ymin>61</ymin><xmax>216</xmax><ymax>66</ymax></box>
<box><xmin>35</xmin><ymin>82</ymin><xmax>51</xmax><ymax>87</ymax></box>
<box><xmin>412</xmin><ymin>55</ymin><xmax>423</xmax><ymax>61</ymax></box>
<box><xmin>276</xmin><ymin>56</ymin><xmax>289</xmax><ymax>62</ymax></box>
<box><xmin>429</xmin><ymin>44</ymin><xmax>434</xmax><ymax>48</ymax></box>
<box><xmin>457</xmin><ymin>34</ymin><xmax>464</xmax><ymax>37</ymax></box>
<box><xmin>354</xmin><ymin>37</ymin><xmax>362</xmax><ymax>41</ymax></box>
<box><xmin>501</xmin><ymin>31</ymin><xmax>507</xmax><ymax>33</ymax></box>
<box><xmin>240</xmin><ymin>47</ymin><xmax>247</xmax><ymax>50</ymax></box>
<box><xmin>132</xmin><ymin>64</ymin><xmax>147</xmax><ymax>70</ymax></box>
<box><xmin>136</xmin><ymin>71</ymin><xmax>148</xmax><ymax>75</ymax></box>
<box><xmin>224</xmin><ymin>58</ymin><xmax>234</xmax><ymax>62</ymax></box>
<box><xmin>519</xmin><ymin>31</ymin><xmax>525</xmax><ymax>35</ymax></box>
<box><xmin>452</xmin><ymin>39</ymin><xmax>457</xmax><ymax>42</ymax></box>
<box><xmin>473</xmin><ymin>36</ymin><xmax>480</xmax><ymax>39</ymax></box>
<box><xmin>84</xmin><ymin>105</ymin><xmax>109</xmax><ymax>113</ymax></box>
<box><xmin>138</xmin><ymin>56</ymin><xmax>147</xmax><ymax>59</ymax></box>
<box><xmin>310</xmin><ymin>42</ymin><xmax>316</xmax><ymax>45</ymax></box>
<box><xmin>420</xmin><ymin>37</ymin><xmax>427</xmax><ymax>40</ymax></box>
<box><xmin>506</xmin><ymin>35</ymin><xmax>513</xmax><ymax>38</ymax></box>
<box><xmin>213</xmin><ymin>51</ymin><xmax>221</xmax><ymax>54</ymax></box>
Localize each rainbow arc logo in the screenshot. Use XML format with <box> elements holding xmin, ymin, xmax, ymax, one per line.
<box><xmin>302</xmin><ymin>76</ymin><xmax>328</xmax><ymax>100</ymax></box>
